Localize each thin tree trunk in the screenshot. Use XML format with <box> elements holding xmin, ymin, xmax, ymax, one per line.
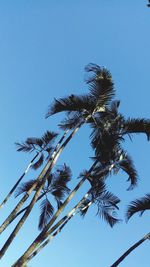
<box><xmin>0</xmin><ymin>126</ymin><xmax>82</xmax><ymax>258</ymax></box>
<box><xmin>0</xmin><ymin>129</ymin><xmax>69</xmax><ymax>211</ymax></box>
<box><xmin>12</xmin><ymin>159</ymin><xmax>122</xmax><ymax>266</ymax></box>
<box><xmin>11</xmin><ymin>160</ymin><xmax>114</xmax><ymax>224</ymax></box>
<box><xmin>11</xmin><ymin>161</ymin><xmax>98</xmax><ymax>266</ymax></box>
<box><xmin>0</xmin><ymin>153</ymin><xmax>39</xmax><ymax>209</ymax></box>
<box><xmin>10</xmin><ymin>188</ymin><xmax>54</xmax><ymax>225</ymax></box>
<box><xmin>0</xmin><ymin>130</ymin><xmax>69</xmax><ymax>235</ymax></box>
<box><xmin>110</xmin><ymin>232</ymin><xmax>150</xmax><ymax>267</ymax></box>
<box><xmin>25</xmin><ymin>192</ymin><xmax>92</xmax><ymax>264</ymax></box>
<box><xmin>27</xmin><ymin>215</ymin><xmax>73</xmax><ymax>263</ymax></box>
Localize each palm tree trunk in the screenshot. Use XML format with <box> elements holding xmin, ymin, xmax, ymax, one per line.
<box><xmin>0</xmin><ymin>128</ymin><xmax>69</xmax><ymax>211</ymax></box>
<box><xmin>10</xmin><ymin>188</ymin><xmax>55</xmax><ymax>225</ymax></box>
<box><xmin>0</xmin><ymin>153</ymin><xmax>39</xmax><ymax>209</ymax></box>
<box><xmin>25</xmin><ymin>192</ymin><xmax>92</xmax><ymax>264</ymax></box>
<box><xmin>110</xmin><ymin>232</ymin><xmax>150</xmax><ymax>267</ymax></box>
<box><xmin>0</xmin><ymin>125</ymin><xmax>84</xmax><ymax>258</ymax></box>
<box><xmin>11</xmin><ymin>161</ymin><xmax>98</xmax><ymax>266</ymax></box>
<box><xmin>0</xmin><ymin>130</ymin><xmax>69</xmax><ymax>235</ymax></box>
<box><xmin>27</xmin><ymin>215</ymin><xmax>73</xmax><ymax>263</ymax></box>
<box><xmin>11</xmin><ymin>160</ymin><xmax>115</xmax><ymax>224</ymax></box>
<box><xmin>24</xmin><ymin>160</ymin><xmax>120</xmax><ymax>265</ymax></box>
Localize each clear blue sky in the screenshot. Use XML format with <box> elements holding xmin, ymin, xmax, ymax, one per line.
<box><xmin>0</xmin><ymin>1</ymin><xmax>150</xmax><ymax>266</ymax></box>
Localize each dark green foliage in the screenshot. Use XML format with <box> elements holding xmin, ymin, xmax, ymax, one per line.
<box><xmin>15</xmin><ymin>131</ymin><xmax>58</xmax><ymax>170</ymax></box>
<box><xmin>16</xmin><ymin>131</ymin><xmax>58</xmax><ymax>154</ymax></box>
<box><xmin>46</xmin><ymin>64</ymin><xmax>115</xmax><ymax>128</ymax></box>
<box><xmin>38</xmin><ymin>199</ymin><xmax>54</xmax><ymax>230</ymax></box>
<box><xmin>37</xmin><ymin>165</ymin><xmax>71</xmax><ymax>228</ymax></box>
<box><xmin>59</xmin><ymin>112</ymin><xmax>83</xmax><ymax>130</ymax></box>
<box><xmin>46</xmin><ymin>95</ymin><xmax>95</xmax><ymax>117</ymax></box>
<box><xmin>48</xmin><ymin>165</ymin><xmax>71</xmax><ymax>205</ymax></box>
<box><xmin>85</xmin><ymin>63</ymin><xmax>115</xmax><ymax>108</ymax></box>
<box><xmin>15</xmin><ymin>180</ymin><xmax>37</xmax><ymax>197</ymax></box>
<box><xmin>80</xmin><ymin>181</ymin><xmax>120</xmax><ymax>227</ymax></box>
<box><xmin>31</xmin><ymin>153</ymin><xmax>44</xmax><ymax>170</ymax></box>
<box><xmin>123</xmin><ymin>118</ymin><xmax>150</xmax><ymax>140</ymax></box>
<box><xmin>126</xmin><ymin>194</ymin><xmax>150</xmax><ymax>220</ymax></box>
<box><xmin>118</xmin><ymin>154</ymin><xmax>138</xmax><ymax>190</ymax></box>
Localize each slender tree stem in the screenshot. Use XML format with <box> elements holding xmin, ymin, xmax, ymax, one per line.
<box><xmin>0</xmin><ymin>126</ymin><xmax>82</xmax><ymax>258</ymax></box>
<box><xmin>0</xmin><ymin>153</ymin><xmax>39</xmax><ymax>209</ymax></box>
<box><xmin>11</xmin><ymin>189</ymin><xmax>53</xmax><ymax>224</ymax></box>
<box><xmin>0</xmin><ymin>130</ymin><xmax>69</xmax><ymax>235</ymax></box>
<box><xmin>26</xmin><ymin>215</ymin><xmax>74</xmax><ymax>263</ymax></box>
<box><xmin>110</xmin><ymin>232</ymin><xmax>150</xmax><ymax>267</ymax></box>
<box><xmin>12</xmin><ymin>158</ymin><xmax>123</xmax><ymax>266</ymax></box>
<box><xmin>25</xmin><ymin>191</ymin><xmax>93</xmax><ymax>264</ymax></box>
<box><xmin>11</xmin><ymin>160</ymin><xmax>98</xmax><ymax>266</ymax></box>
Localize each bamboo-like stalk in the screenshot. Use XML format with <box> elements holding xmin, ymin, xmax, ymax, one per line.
<box><xmin>11</xmin><ymin>190</ymin><xmax>51</xmax><ymax>224</ymax></box>
<box><xmin>12</xmin><ymin>160</ymin><xmax>114</xmax><ymax>224</ymax></box>
<box><xmin>26</xmin><ymin>195</ymin><xmax>92</xmax><ymax>263</ymax></box>
<box><xmin>12</xmin><ymin>159</ymin><xmax>122</xmax><ymax>266</ymax></box>
<box><xmin>0</xmin><ymin>125</ymin><xmax>83</xmax><ymax>258</ymax></box>
<box><xmin>110</xmin><ymin>232</ymin><xmax>150</xmax><ymax>267</ymax></box>
<box><xmin>11</xmin><ymin>161</ymin><xmax>98</xmax><ymax>266</ymax></box>
<box><xmin>0</xmin><ymin>130</ymin><xmax>69</xmax><ymax>235</ymax></box>
<box><xmin>0</xmin><ymin>153</ymin><xmax>39</xmax><ymax>209</ymax></box>
<box><xmin>0</xmin><ymin>129</ymin><xmax>69</xmax><ymax>211</ymax></box>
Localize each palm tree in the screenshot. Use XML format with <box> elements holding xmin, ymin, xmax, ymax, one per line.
<box><xmin>13</xmin><ymin>101</ymin><xmax>148</xmax><ymax>266</ymax></box>
<box><xmin>24</xmin><ymin>181</ymin><xmax>121</xmax><ymax>264</ymax></box>
<box><xmin>0</xmin><ymin>64</ymin><xmax>116</xmax><ymax>259</ymax></box>
<box><xmin>1</xmin><ymin>64</ymin><xmax>150</xmax><ymax>265</ymax></box>
<box><xmin>0</xmin><ymin>131</ymin><xmax>58</xmax><ymax>210</ymax></box>
<box><xmin>9</xmin><ymin>64</ymin><xmax>150</xmax><ymax>266</ymax></box>
<box><xmin>110</xmin><ymin>194</ymin><xmax>150</xmax><ymax>267</ymax></box>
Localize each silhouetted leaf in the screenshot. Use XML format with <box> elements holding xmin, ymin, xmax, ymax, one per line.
<box><xmin>46</xmin><ymin>94</ymin><xmax>95</xmax><ymax>117</ymax></box>
<box><xmin>15</xmin><ymin>179</ymin><xmax>36</xmax><ymax>197</ymax></box>
<box><xmin>42</xmin><ymin>131</ymin><xmax>58</xmax><ymax>146</ymax></box>
<box><xmin>38</xmin><ymin>199</ymin><xmax>54</xmax><ymax>230</ymax></box>
<box><xmin>85</xmin><ymin>63</ymin><xmax>115</xmax><ymax>107</ymax></box>
<box><xmin>126</xmin><ymin>194</ymin><xmax>150</xmax><ymax>220</ymax></box>
<box><xmin>31</xmin><ymin>153</ymin><xmax>44</xmax><ymax>170</ymax></box>
<box><xmin>119</xmin><ymin>154</ymin><xmax>138</xmax><ymax>190</ymax></box>
<box><xmin>46</xmin><ymin>165</ymin><xmax>71</xmax><ymax>202</ymax></box>
<box><xmin>59</xmin><ymin>112</ymin><xmax>83</xmax><ymax>130</ymax></box>
<box><xmin>15</xmin><ymin>142</ymin><xmax>35</xmax><ymax>153</ymax></box>
<box><xmin>94</xmin><ymin>190</ymin><xmax>120</xmax><ymax>227</ymax></box>
<box><xmin>123</xmin><ymin>118</ymin><xmax>150</xmax><ymax>140</ymax></box>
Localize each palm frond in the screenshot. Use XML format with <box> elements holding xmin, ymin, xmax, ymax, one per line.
<box><xmin>119</xmin><ymin>154</ymin><xmax>138</xmax><ymax>190</ymax></box>
<box><xmin>91</xmin><ymin>130</ymin><xmax>122</xmax><ymax>163</ymax></box>
<box><xmin>85</xmin><ymin>63</ymin><xmax>115</xmax><ymax>108</ymax></box>
<box><xmin>79</xmin><ymin>199</ymin><xmax>91</xmax><ymax>217</ymax></box>
<box><xmin>15</xmin><ymin>130</ymin><xmax>58</xmax><ymax>154</ymax></box>
<box><xmin>59</xmin><ymin>112</ymin><xmax>83</xmax><ymax>130</ymax></box>
<box><xmin>95</xmin><ymin>190</ymin><xmax>120</xmax><ymax>227</ymax></box>
<box><xmin>26</xmin><ymin>137</ymin><xmax>43</xmax><ymax>147</ymax></box>
<box><xmin>46</xmin><ymin>95</ymin><xmax>95</xmax><ymax>117</ymax></box>
<box><xmin>90</xmin><ymin>110</ymin><xmax>124</xmax><ymax>163</ymax></box>
<box><xmin>31</xmin><ymin>153</ymin><xmax>44</xmax><ymax>170</ymax></box>
<box><xmin>123</xmin><ymin>118</ymin><xmax>150</xmax><ymax>140</ymax></box>
<box><xmin>126</xmin><ymin>194</ymin><xmax>150</xmax><ymax>220</ymax></box>
<box><xmin>15</xmin><ymin>141</ymin><xmax>35</xmax><ymax>153</ymax></box>
<box><xmin>15</xmin><ymin>179</ymin><xmax>36</xmax><ymax>197</ymax></box>
<box><xmin>41</xmin><ymin>131</ymin><xmax>58</xmax><ymax>147</ymax></box>
<box><xmin>48</xmin><ymin>164</ymin><xmax>71</xmax><ymax>201</ymax></box>
<box><xmin>38</xmin><ymin>199</ymin><xmax>54</xmax><ymax>230</ymax></box>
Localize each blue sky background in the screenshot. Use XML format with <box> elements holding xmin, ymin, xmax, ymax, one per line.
<box><xmin>0</xmin><ymin>1</ymin><xmax>150</xmax><ymax>266</ymax></box>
